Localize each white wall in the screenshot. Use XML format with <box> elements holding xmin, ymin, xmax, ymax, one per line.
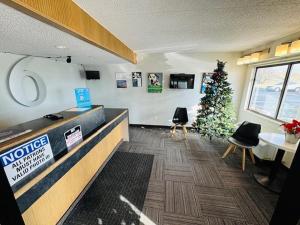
<box><xmin>0</xmin><ymin>53</ymin><xmax>86</xmax><ymax>129</ymax></box>
<box><xmin>87</xmin><ymin>52</ymin><xmax>246</xmax><ymax>126</ymax></box>
<box><xmin>0</xmin><ymin>51</ymin><xmax>246</xmax><ymax>129</ymax></box>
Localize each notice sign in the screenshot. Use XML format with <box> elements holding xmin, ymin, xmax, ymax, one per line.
<box><xmin>64</xmin><ymin>125</ymin><xmax>83</xmax><ymax>150</ymax></box>
<box><xmin>0</xmin><ymin>134</ymin><xmax>54</xmax><ymax>187</ymax></box>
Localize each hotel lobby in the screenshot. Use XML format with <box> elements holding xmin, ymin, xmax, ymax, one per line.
<box><xmin>0</xmin><ymin>1</ymin><xmax>300</xmax><ymax>225</ymax></box>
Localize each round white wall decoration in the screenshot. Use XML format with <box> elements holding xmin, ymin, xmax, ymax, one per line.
<box><xmin>8</xmin><ymin>57</ymin><xmax>47</xmax><ymax>107</ymax></box>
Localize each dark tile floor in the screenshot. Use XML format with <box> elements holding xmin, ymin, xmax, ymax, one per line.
<box><xmin>118</xmin><ymin>127</ymin><xmax>281</xmax><ymax>225</ymax></box>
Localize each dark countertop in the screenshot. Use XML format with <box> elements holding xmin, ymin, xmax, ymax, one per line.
<box><xmin>0</xmin><ymin>106</ymin><xmax>128</xmax><ymax>153</ymax></box>
<box><xmin>0</xmin><ymin>105</ymin><xmax>103</xmax><ymax>149</ymax></box>
<box><xmin>80</xmin><ymin>108</ymin><xmax>128</xmax><ymax>142</ymax></box>
<box><xmin>104</xmin><ymin>108</ymin><xmax>128</xmax><ymax>124</ymax></box>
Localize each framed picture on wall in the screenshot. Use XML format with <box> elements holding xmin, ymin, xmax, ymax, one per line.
<box><xmin>116</xmin><ymin>72</ymin><xmax>130</xmax><ymax>88</ymax></box>
<box><xmin>116</xmin><ymin>80</ymin><xmax>127</xmax><ymax>88</ymax></box>
<box><xmin>148</xmin><ymin>73</ymin><xmax>163</xmax><ymax>93</ymax></box>
<box><xmin>132</xmin><ymin>72</ymin><xmax>142</xmax><ymax>87</ymax></box>
<box><xmin>201</xmin><ymin>73</ymin><xmax>213</xmax><ymax>93</ymax></box>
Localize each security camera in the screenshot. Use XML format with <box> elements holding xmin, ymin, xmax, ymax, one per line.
<box><xmin>66</xmin><ymin>56</ymin><xmax>71</xmax><ymax>63</ymax></box>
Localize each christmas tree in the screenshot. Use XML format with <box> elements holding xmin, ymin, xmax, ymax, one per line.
<box><xmin>193</xmin><ymin>60</ymin><xmax>235</xmax><ymax>139</ymax></box>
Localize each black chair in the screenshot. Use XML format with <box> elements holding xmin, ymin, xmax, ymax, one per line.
<box><xmin>171</xmin><ymin>107</ymin><xmax>188</xmax><ymax>138</ymax></box>
<box><xmin>222</xmin><ymin>121</ymin><xmax>261</xmax><ymax>171</ymax></box>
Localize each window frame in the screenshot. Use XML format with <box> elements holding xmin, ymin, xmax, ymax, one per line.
<box><xmin>247</xmin><ymin>61</ymin><xmax>300</xmax><ymax>122</ymax></box>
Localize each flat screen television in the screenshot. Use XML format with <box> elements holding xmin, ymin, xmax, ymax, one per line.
<box><xmin>86</xmin><ymin>71</ymin><xmax>100</xmax><ymax>80</ymax></box>
<box><xmin>170</xmin><ymin>74</ymin><xmax>195</xmax><ymax>89</ymax></box>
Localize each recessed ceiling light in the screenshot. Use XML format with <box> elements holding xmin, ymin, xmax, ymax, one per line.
<box><xmin>55</xmin><ymin>45</ymin><xmax>67</xmax><ymax>49</ymax></box>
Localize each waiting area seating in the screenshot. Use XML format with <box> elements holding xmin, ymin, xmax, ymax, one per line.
<box><xmin>171</xmin><ymin>107</ymin><xmax>188</xmax><ymax>138</ymax></box>
<box><xmin>222</xmin><ymin>121</ymin><xmax>261</xmax><ymax>171</ymax></box>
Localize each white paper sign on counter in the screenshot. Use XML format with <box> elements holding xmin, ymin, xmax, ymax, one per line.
<box><xmin>64</xmin><ymin>125</ymin><xmax>83</xmax><ymax>150</ymax></box>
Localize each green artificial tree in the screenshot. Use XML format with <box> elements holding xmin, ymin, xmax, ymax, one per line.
<box><xmin>193</xmin><ymin>60</ymin><xmax>236</xmax><ymax>140</ymax></box>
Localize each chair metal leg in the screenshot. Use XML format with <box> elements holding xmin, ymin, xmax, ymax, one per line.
<box><xmin>249</xmin><ymin>148</ymin><xmax>256</xmax><ymax>164</ymax></box>
<box><xmin>222</xmin><ymin>144</ymin><xmax>234</xmax><ymax>158</ymax></box>
<box><xmin>242</xmin><ymin>148</ymin><xmax>246</xmax><ymax>171</ymax></box>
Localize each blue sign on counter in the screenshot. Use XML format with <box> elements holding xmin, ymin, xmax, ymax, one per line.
<box><xmin>75</xmin><ymin>88</ymin><xmax>92</xmax><ymax>108</ymax></box>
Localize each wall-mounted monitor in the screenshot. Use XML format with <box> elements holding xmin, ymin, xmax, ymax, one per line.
<box><xmin>85</xmin><ymin>71</ymin><xmax>100</xmax><ymax>80</ymax></box>
<box><xmin>170</xmin><ymin>74</ymin><xmax>195</xmax><ymax>89</ymax></box>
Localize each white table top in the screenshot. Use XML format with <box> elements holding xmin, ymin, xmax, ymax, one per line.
<box><xmin>259</xmin><ymin>133</ymin><xmax>299</xmax><ymax>153</ymax></box>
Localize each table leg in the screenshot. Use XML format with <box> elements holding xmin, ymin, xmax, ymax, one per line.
<box><xmin>253</xmin><ymin>149</ymin><xmax>285</xmax><ymax>194</ymax></box>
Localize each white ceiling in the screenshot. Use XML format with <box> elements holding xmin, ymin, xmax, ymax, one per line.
<box><xmin>1</xmin><ymin>1</ymin><xmax>300</xmax><ymax>66</ymax></box>
<box><xmin>0</xmin><ymin>3</ymin><xmax>127</xmax><ymax>65</ymax></box>
<box><xmin>74</xmin><ymin>0</ymin><xmax>300</xmax><ymax>53</ymax></box>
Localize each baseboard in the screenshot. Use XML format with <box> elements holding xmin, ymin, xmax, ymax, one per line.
<box><xmin>129</xmin><ymin>124</ymin><xmax>193</xmax><ymax>129</ymax></box>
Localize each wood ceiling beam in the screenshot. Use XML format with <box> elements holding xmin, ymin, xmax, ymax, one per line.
<box><xmin>1</xmin><ymin>0</ymin><xmax>137</xmax><ymax>63</ymax></box>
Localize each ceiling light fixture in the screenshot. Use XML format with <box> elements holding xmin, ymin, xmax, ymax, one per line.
<box><xmin>236</xmin><ymin>49</ymin><xmax>269</xmax><ymax>65</ymax></box>
<box><xmin>55</xmin><ymin>45</ymin><xmax>67</xmax><ymax>49</ymax></box>
<box><xmin>237</xmin><ymin>58</ymin><xmax>244</xmax><ymax>65</ymax></box>
<box><xmin>243</xmin><ymin>55</ymin><xmax>251</xmax><ymax>64</ymax></box>
<box><xmin>250</xmin><ymin>52</ymin><xmax>260</xmax><ymax>63</ymax></box>
<box><xmin>236</xmin><ymin>55</ymin><xmax>250</xmax><ymax>65</ymax></box>
<box><xmin>275</xmin><ymin>43</ymin><xmax>290</xmax><ymax>57</ymax></box>
<box><xmin>290</xmin><ymin>40</ymin><xmax>300</xmax><ymax>54</ymax></box>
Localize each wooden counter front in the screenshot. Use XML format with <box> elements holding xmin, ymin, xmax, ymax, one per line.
<box><xmin>0</xmin><ymin>107</ymin><xmax>129</xmax><ymax>225</ymax></box>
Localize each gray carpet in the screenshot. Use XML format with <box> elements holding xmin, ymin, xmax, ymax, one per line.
<box><xmin>63</xmin><ymin>151</ymin><xmax>154</xmax><ymax>225</ymax></box>
<box><xmin>118</xmin><ymin>127</ymin><xmax>282</xmax><ymax>225</ymax></box>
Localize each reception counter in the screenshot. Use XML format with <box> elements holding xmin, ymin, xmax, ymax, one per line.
<box><xmin>0</xmin><ymin>106</ymin><xmax>129</xmax><ymax>225</ymax></box>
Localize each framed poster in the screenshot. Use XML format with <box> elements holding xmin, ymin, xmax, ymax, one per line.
<box><xmin>148</xmin><ymin>73</ymin><xmax>163</xmax><ymax>93</ymax></box>
<box><xmin>201</xmin><ymin>73</ymin><xmax>213</xmax><ymax>94</ymax></box>
<box><xmin>132</xmin><ymin>72</ymin><xmax>142</xmax><ymax>87</ymax></box>
<box><xmin>116</xmin><ymin>72</ymin><xmax>130</xmax><ymax>88</ymax></box>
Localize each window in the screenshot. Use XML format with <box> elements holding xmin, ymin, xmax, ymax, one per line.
<box><xmin>248</xmin><ymin>62</ymin><xmax>300</xmax><ymax>122</ymax></box>
<box><xmin>278</xmin><ymin>64</ymin><xmax>300</xmax><ymax>121</ymax></box>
